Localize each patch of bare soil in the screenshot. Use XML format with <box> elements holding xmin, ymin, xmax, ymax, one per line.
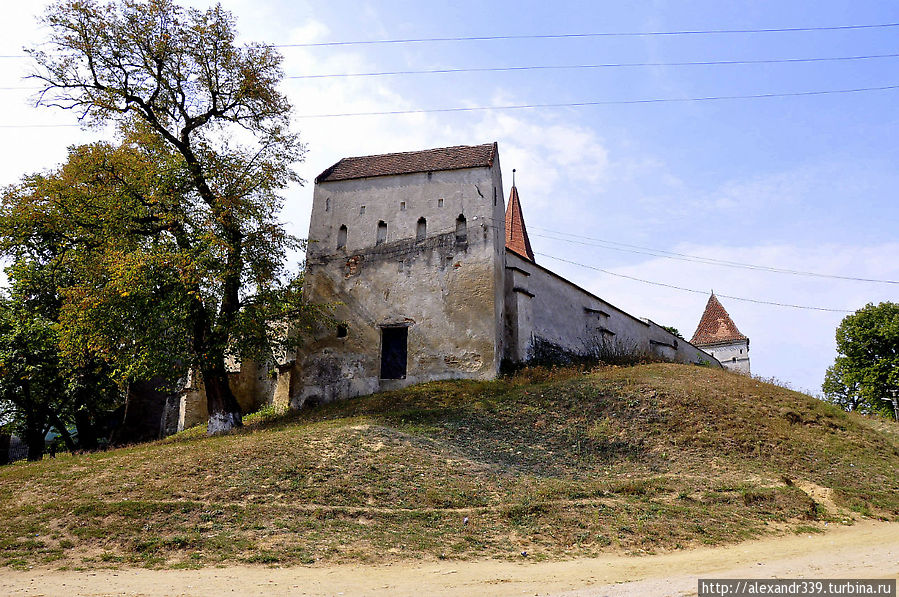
<box><xmin>1</xmin><ymin>520</ymin><xmax>895</xmax><ymax>597</ymax></box>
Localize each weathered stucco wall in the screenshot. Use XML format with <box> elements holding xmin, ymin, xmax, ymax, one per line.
<box><xmin>297</xmin><ymin>163</ymin><xmax>506</xmax><ymax>406</ymax></box>
<box><xmin>698</xmin><ymin>340</ymin><xmax>750</xmax><ymax>374</ymax></box>
<box><xmin>503</xmin><ymin>250</ymin><xmax>719</xmax><ymax>367</ymax></box>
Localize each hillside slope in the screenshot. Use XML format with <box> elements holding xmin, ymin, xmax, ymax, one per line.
<box><xmin>0</xmin><ymin>363</ymin><xmax>896</xmax><ymax>569</ymax></box>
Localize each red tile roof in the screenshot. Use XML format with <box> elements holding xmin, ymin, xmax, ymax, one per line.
<box><xmin>691</xmin><ymin>294</ymin><xmax>748</xmax><ymax>346</ymax></box>
<box><xmin>315</xmin><ymin>143</ymin><xmax>498</xmax><ymax>183</ymax></box>
<box><xmin>505</xmin><ymin>185</ymin><xmax>535</xmax><ymax>262</ymax></box>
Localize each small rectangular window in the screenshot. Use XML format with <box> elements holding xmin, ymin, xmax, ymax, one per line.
<box><xmin>360</xmin><ymin>205</ymin><xmax>366</xmax><ymax>215</ymax></box>
<box><xmin>437</xmin><ymin>198</ymin><xmax>444</xmax><ymax>208</ymax></box>
<box><xmin>400</xmin><ymin>201</ymin><xmax>406</xmax><ymax>211</ymax></box>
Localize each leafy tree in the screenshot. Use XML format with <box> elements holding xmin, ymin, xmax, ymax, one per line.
<box><xmin>0</xmin><ymin>258</ymin><xmax>122</xmax><ymax>458</ymax></box>
<box><xmin>0</xmin><ymin>291</ymin><xmax>68</xmax><ymax>460</ymax></box>
<box><xmin>661</xmin><ymin>326</ymin><xmax>683</xmax><ymax>340</ymax></box>
<box><xmin>822</xmin><ymin>302</ymin><xmax>899</xmax><ymax>416</ymax></box>
<box><xmin>18</xmin><ymin>0</ymin><xmax>313</xmax><ymax>433</ymax></box>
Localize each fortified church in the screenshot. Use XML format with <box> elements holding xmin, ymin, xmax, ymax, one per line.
<box><xmin>174</xmin><ymin>143</ymin><xmax>750</xmax><ymax>431</ymax></box>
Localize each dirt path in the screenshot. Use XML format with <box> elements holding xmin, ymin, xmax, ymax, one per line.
<box><xmin>2</xmin><ymin>521</ymin><xmax>896</xmax><ymax>597</ymax></box>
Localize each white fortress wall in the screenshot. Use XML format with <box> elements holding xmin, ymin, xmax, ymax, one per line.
<box><xmin>503</xmin><ymin>250</ymin><xmax>719</xmax><ymax>367</ymax></box>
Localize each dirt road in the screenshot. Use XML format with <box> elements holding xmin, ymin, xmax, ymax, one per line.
<box><xmin>2</xmin><ymin>520</ymin><xmax>896</xmax><ymax>596</ymax></box>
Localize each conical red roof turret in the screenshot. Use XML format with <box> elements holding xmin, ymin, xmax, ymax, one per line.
<box><xmin>505</xmin><ymin>184</ymin><xmax>535</xmax><ymax>262</ymax></box>
<box><xmin>691</xmin><ymin>293</ymin><xmax>747</xmax><ymax>346</ymax></box>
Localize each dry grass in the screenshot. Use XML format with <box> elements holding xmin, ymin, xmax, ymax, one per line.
<box><xmin>0</xmin><ymin>363</ymin><xmax>896</xmax><ymax>569</ymax></box>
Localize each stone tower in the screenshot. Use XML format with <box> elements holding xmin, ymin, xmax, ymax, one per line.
<box><xmin>691</xmin><ymin>293</ymin><xmax>750</xmax><ymax>374</ymax></box>
<box><xmin>296</xmin><ymin>143</ymin><xmax>507</xmax><ymax>407</ymax></box>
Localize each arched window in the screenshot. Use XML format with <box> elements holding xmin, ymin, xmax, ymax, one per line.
<box><xmin>376</xmin><ymin>220</ymin><xmax>388</xmax><ymax>245</ymax></box>
<box><xmin>337</xmin><ymin>224</ymin><xmax>347</xmax><ymax>249</ymax></box>
<box><xmin>455</xmin><ymin>214</ymin><xmax>467</xmax><ymax>243</ymax></box>
<box><xmin>416</xmin><ymin>217</ymin><xmax>427</xmax><ymax>241</ymax></box>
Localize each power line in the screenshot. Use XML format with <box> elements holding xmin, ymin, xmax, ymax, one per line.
<box><xmin>3</xmin><ymin>22</ymin><xmax>898</xmax><ymax>57</ymax></box>
<box><xmin>529</xmin><ymin>227</ymin><xmax>899</xmax><ymax>284</ymax></box>
<box><xmin>274</xmin><ymin>22</ymin><xmax>899</xmax><ymax>48</ymax></box>
<box><xmin>285</xmin><ymin>53</ymin><xmax>899</xmax><ymax>79</ymax></box>
<box><xmin>538</xmin><ymin>253</ymin><xmax>855</xmax><ymax>313</ymax></box>
<box><xmin>0</xmin><ymin>123</ymin><xmax>81</xmax><ymax>128</ymax></box>
<box><xmin>3</xmin><ymin>83</ymin><xmax>897</xmax><ymax>127</ymax></box>
<box><xmin>4</xmin><ymin>53</ymin><xmax>896</xmax><ymax>89</ymax></box>
<box><xmin>294</xmin><ymin>84</ymin><xmax>899</xmax><ymax>118</ymax></box>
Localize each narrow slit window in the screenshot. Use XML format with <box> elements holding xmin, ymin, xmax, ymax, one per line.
<box><xmin>400</xmin><ymin>201</ymin><xmax>406</xmax><ymax>211</ymax></box>
<box><xmin>337</xmin><ymin>224</ymin><xmax>347</xmax><ymax>249</ymax></box>
<box><xmin>325</xmin><ymin>197</ymin><xmax>330</xmax><ymax>212</ymax></box>
<box><xmin>437</xmin><ymin>198</ymin><xmax>444</xmax><ymax>208</ymax></box>
<box><xmin>376</xmin><ymin>220</ymin><xmax>388</xmax><ymax>245</ymax></box>
<box><xmin>455</xmin><ymin>214</ymin><xmax>467</xmax><ymax>243</ymax></box>
<box><xmin>416</xmin><ymin>217</ymin><xmax>427</xmax><ymax>241</ymax></box>
<box><xmin>493</xmin><ymin>187</ymin><xmax>497</xmax><ymax>206</ymax></box>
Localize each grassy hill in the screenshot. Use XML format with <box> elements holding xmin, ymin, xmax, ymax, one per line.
<box><xmin>1</xmin><ymin>363</ymin><xmax>896</xmax><ymax>569</ymax></box>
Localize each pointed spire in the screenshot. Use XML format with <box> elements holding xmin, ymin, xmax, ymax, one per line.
<box><xmin>505</xmin><ymin>173</ymin><xmax>535</xmax><ymax>262</ymax></box>
<box><xmin>691</xmin><ymin>293</ymin><xmax>747</xmax><ymax>346</ymax></box>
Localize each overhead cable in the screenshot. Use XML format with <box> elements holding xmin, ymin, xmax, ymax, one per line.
<box><xmin>285</xmin><ymin>53</ymin><xmax>899</xmax><ymax>79</ymax></box>
<box><xmin>3</xmin><ymin>21</ymin><xmax>898</xmax><ymax>57</ymax></box>
<box><xmin>293</xmin><ymin>84</ymin><xmax>899</xmax><ymax>118</ymax></box>
<box><xmin>4</xmin><ymin>53</ymin><xmax>897</xmax><ymax>89</ymax></box>
<box><xmin>3</xmin><ymin>83</ymin><xmax>898</xmax><ymax>127</ymax></box>
<box><xmin>538</xmin><ymin>253</ymin><xmax>855</xmax><ymax>312</ymax></box>
<box><xmin>529</xmin><ymin>228</ymin><xmax>899</xmax><ymax>284</ymax></box>
<box><xmin>274</xmin><ymin>22</ymin><xmax>899</xmax><ymax>48</ymax></box>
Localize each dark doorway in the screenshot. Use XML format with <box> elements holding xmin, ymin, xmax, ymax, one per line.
<box><xmin>380</xmin><ymin>326</ymin><xmax>408</xmax><ymax>379</ymax></box>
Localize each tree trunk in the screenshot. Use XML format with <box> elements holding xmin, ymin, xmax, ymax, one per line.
<box><xmin>24</xmin><ymin>426</ymin><xmax>45</xmax><ymax>462</ymax></box>
<box><xmin>202</xmin><ymin>364</ymin><xmax>242</xmax><ymax>435</ymax></box>
<box><xmin>21</xmin><ymin>386</ymin><xmax>46</xmax><ymax>461</ymax></box>
<box><xmin>73</xmin><ymin>409</ymin><xmax>98</xmax><ymax>451</ymax></box>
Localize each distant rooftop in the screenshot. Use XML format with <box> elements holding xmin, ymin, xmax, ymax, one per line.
<box><xmin>315</xmin><ymin>143</ymin><xmax>497</xmax><ymax>183</ymax></box>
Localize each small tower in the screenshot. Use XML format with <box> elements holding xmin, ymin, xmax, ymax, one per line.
<box><xmin>504</xmin><ymin>169</ymin><xmax>535</xmax><ymax>262</ymax></box>
<box><xmin>691</xmin><ymin>293</ymin><xmax>750</xmax><ymax>373</ymax></box>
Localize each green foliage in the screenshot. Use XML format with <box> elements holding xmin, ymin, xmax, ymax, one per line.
<box><xmin>0</xmin><ymin>291</ymin><xmax>65</xmax><ymax>459</ymax></box>
<box><xmin>0</xmin><ymin>262</ymin><xmax>122</xmax><ymax>457</ymax></box>
<box><xmin>822</xmin><ymin>302</ymin><xmax>899</xmax><ymax>416</ymax></box>
<box><xmin>661</xmin><ymin>326</ymin><xmax>684</xmax><ymax>339</ymax></box>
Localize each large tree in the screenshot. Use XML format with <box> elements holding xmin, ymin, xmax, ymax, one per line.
<box><xmin>17</xmin><ymin>0</ymin><xmax>309</xmax><ymax>433</ymax></box>
<box><xmin>822</xmin><ymin>302</ymin><xmax>899</xmax><ymax>417</ymax></box>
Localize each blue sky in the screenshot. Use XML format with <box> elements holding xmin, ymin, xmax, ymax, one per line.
<box><xmin>1</xmin><ymin>1</ymin><xmax>898</xmax><ymax>394</ymax></box>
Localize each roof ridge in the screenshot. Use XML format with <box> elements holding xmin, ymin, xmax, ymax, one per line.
<box><xmin>315</xmin><ymin>142</ymin><xmax>497</xmax><ymax>183</ymax></box>
<box><xmin>331</xmin><ymin>143</ymin><xmax>495</xmax><ymax>163</ymax></box>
